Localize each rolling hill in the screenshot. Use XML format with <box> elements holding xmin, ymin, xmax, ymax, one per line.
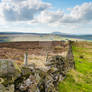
<box><xmin>0</xmin><ymin>32</ymin><xmax>92</xmax><ymax>42</ymax></box>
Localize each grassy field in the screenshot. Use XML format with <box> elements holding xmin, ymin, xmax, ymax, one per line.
<box><xmin>59</xmin><ymin>41</ymin><xmax>92</xmax><ymax>92</ymax></box>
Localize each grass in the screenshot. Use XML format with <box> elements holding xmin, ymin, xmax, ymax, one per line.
<box><xmin>59</xmin><ymin>41</ymin><xmax>92</xmax><ymax>92</ymax></box>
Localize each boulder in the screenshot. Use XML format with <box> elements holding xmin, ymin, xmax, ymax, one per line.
<box><xmin>0</xmin><ymin>59</ymin><xmax>21</xmax><ymax>85</ymax></box>
<box><xmin>0</xmin><ymin>60</ymin><xmax>16</xmax><ymax>77</ymax></box>
<box><xmin>0</xmin><ymin>84</ymin><xmax>14</xmax><ymax>92</ymax></box>
<box><xmin>0</xmin><ymin>84</ymin><xmax>6</xmax><ymax>92</ymax></box>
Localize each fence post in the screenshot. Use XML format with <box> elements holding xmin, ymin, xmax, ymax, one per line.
<box><xmin>24</xmin><ymin>52</ymin><xmax>28</xmax><ymax>66</ymax></box>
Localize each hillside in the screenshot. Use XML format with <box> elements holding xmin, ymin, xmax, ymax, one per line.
<box><xmin>0</xmin><ymin>32</ymin><xmax>92</xmax><ymax>42</ymax></box>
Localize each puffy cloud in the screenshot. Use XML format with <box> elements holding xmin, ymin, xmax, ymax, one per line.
<box><xmin>0</xmin><ymin>0</ymin><xmax>92</xmax><ymax>26</ymax></box>
<box><xmin>37</xmin><ymin>10</ymin><xmax>64</xmax><ymax>23</ymax></box>
<box><xmin>63</xmin><ymin>2</ymin><xmax>92</xmax><ymax>23</ymax></box>
<box><xmin>0</xmin><ymin>0</ymin><xmax>51</xmax><ymax>21</ymax></box>
<box><xmin>37</xmin><ymin>2</ymin><xmax>92</xmax><ymax>25</ymax></box>
<box><xmin>71</xmin><ymin>2</ymin><xmax>92</xmax><ymax>20</ymax></box>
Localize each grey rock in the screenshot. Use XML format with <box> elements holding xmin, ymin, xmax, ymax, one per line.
<box><xmin>0</xmin><ymin>84</ymin><xmax>14</xmax><ymax>92</ymax></box>
<box><xmin>0</xmin><ymin>60</ymin><xmax>15</xmax><ymax>77</ymax></box>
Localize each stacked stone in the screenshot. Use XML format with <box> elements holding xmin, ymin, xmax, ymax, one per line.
<box><xmin>45</xmin><ymin>55</ymin><xmax>67</xmax><ymax>92</ymax></box>
<box><xmin>66</xmin><ymin>41</ymin><xmax>75</xmax><ymax>69</ymax></box>
<box><xmin>0</xmin><ymin>60</ymin><xmax>20</xmax><ymax>92</ymax></box>
<box><xmin>15</xmin><ymin>55</ymin><xmax>67</xmax><ymax>92</ymax></box>
<box><xmin>15</xmin><ymin>64</ymin><xmax>46</xmax><ymax>92</ymax></box>
<box><xmin>0</xmin><ymin>50</ymin><xmax>74</xmax><ymax>92</ymax></box>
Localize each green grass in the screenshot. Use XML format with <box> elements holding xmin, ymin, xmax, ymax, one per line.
<box><xmin>59</xmin><ymin>41</ymin><xmax>92</xmax><ymax>92</ymax></box>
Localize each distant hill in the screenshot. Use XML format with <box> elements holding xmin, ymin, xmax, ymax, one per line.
<box><xmin>52</xmin><ymin>32</ymin><xmax>92</xmax><ymax>41</ymax></box>
<box><xmin>0</xmin><ymin>32</ymin><xmax>92</xmax><ymax>41</ymax></box>
<box><xmin>52</xmin><ymin>32</ymin><xmax>63</xmax><ymax>35</ymax></box>
<box><xmin>0</xmin><ymin>32</ymin><xmax>24</xmax><ymax>34</ymax></box>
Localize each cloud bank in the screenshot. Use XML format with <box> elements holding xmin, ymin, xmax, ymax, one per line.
<box><xmin>0</xmin><ymin>0</ymin><xmax>51</xmax><ymax>21</ymax></box>
<box><xmin>0</xmin><ymin>0</ymin><xmax>92</xmax><ymax>34</ymax></box>
<box><xmin>37</xmin><ymin>2</ymin><xmax>92</xmax><ymax>25</ymax></box>
<box><xmin>0</xmin><ymin>0</ymin><xmax>92</xmax><ymax>24</ymax></box>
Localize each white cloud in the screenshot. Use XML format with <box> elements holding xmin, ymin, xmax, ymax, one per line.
<box><xmin>0</xmin><ymin>1</ymin><xmax>92</xmax><ymax>24</ymax></box>
<box><xmin>71</xmin><ymin>2</ymin><xmax>92</xmax><ymax>20</ymax></box>
<box><xmin>0</xmin><ymin>0</ymin><xmax>51</xmax><ymax>21</ymax></box>
<box><xmin>37</xmin><ymin>10</ymin><xmax>64</xmax><ymax>24</ymax></box>
<box><xmin>36</xmin><ymin>2</ymin><xmax>92</xmax><ymax>25</ymax></box>
<box><xmin>0</xmin><ymin>1</ymin><xmax>92</xmax><ymax>34</ymax></box>
<box><xmin>63</xmin><ymin>2</ymin><xmax>92</xmax><ymax>23</ymax></box>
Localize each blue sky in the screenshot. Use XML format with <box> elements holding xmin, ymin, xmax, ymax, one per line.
<box><xmin>0</xmin><ymin>0</ymin><xmax>92</xmax><ymax>34</ymax></box>
<box><xmin>44</xmin><ymin>0</ymin><xmax>91</xmax><ymax>8</ymax></box>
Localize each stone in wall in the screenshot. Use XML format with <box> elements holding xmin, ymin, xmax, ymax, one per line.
<box><xmin>66</xmin><ymin>41</ymin><xmax>75</xmax><ymax>69</ymax></box>
<box><xmin>0</xmin><ymin>84</ymin><xmax>14</xmax><ymax>92</ymax></box>
<box><xmin>0</xmin><ymin>59</ymin><xmax>20</xmax><ymax>92</ymax></box>
<box><xmin>14</xmin><ymin>55</ymin><xmax>68</xmax><ymax>92</ymax></box>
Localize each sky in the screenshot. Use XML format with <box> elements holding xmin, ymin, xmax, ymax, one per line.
<box><xmin>0</xmin><ymin>0</ymin><xmax>92</xmax><ymax>34</ymax></box>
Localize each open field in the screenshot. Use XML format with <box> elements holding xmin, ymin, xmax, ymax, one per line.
<box><xmin>0</xmin><ymin>39</ymin><xmax>92</xmax><ymax>92</ymax></box>
<box><xmin>0</xmin><ymin>41</ymin><xmax>68</xmax><ymax>68</ymax></box>
<box><xmin>0</xmin><ymin>33</ymin><xmax>88</xmax><ymax>42</ymax></box>
<box><xmin>0</xmin><ymin>34</ymin><xmax>78</xmax><ymax>42</ymax></box>
<box><xmin>59</xmin><ymin>41</ymin><xmax>92</xmax><ymax>92</ymax></box>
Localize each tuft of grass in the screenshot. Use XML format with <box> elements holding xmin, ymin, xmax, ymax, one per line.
<box><xmin>59</xmin><ymin>41</ymin><xmax>92</xmax><ymax>92</ymax></box>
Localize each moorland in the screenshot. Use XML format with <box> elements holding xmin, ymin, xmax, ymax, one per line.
<box><xmin>0</xmin><ymin>32</ymin><xmax>92</xmax><ymax>92</ymax></box>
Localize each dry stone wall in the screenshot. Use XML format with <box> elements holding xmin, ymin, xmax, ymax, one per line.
<box><xmin>0</xmin><ymin>41</ymin><xmax>75</xmax><ymax>92</ymax></box>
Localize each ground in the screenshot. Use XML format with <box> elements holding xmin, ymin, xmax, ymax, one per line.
<box><xmin>59</xmin><ymin>41</ymin><xmax>92</xmax><ymax>92</ymax></box>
